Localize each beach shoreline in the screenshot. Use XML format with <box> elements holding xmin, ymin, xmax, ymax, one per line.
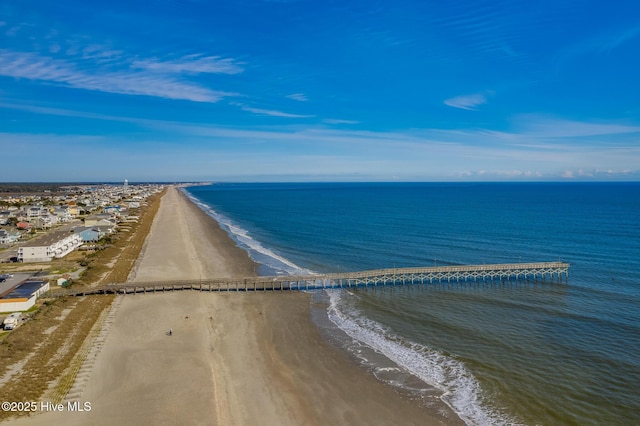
<box><xmin>8</xmin><ymin>186</ymin><xmax>458</xmax><ymax>425</ymax></box>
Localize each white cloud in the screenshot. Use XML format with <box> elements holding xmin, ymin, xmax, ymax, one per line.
<box><xmin>0</xmin><ymin>50</ymin><xmax>235</xmax><ymax>102</ymax></box>
<box><xmin>323</xmin><ymin>118</ymin><xmax>360</xmax><ymax>125</ymax></box>
<box><xmin>80</xmin><ymin>45</ymin><xmax>125</xmax><ymax>63</ymax></box>
<box><xmin>444</xmin><ymin>92</ymin><xmax>488</xmax><ymax>110</ymax></box>
<box><xmin>132</xmin><ymin>54</ymin><xmax>244</xmax><ymax>75</ymax></box>
<box><xmin>233</xmin><ymin>103</ymin><xmax>314</xmax><ymax>118</ymax></box>
<box><xmin>456</xmin><ymin>170</ymin><xmax>543</xmax><ymax>179</ymax></box>
<box><xmin>3</xmin><ymin>99</ymin><xmax>639</xmax><ymax>181</ymax></box>
<box><xmin>561</xmin><ymin>168</ymin><xmax>636</xmax><ymax>179</ymax></box>
<box><xmin>514</xmin><ymin>115</ymin><xmax>640</xmax><ymax>138</ymax></box>
<box><xmin>286</xmin><ymin>93</ymin><xmax>308</xmax><ymax>101</ymax></box>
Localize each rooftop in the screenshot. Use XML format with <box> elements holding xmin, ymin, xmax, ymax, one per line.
<box><xmin>22</xmin><ymin>230</ymin><xmax>78</xmax><ymax>248</ymax></box>
<box><xmin>1</xmin><ymin>280</ymin><xmax>48</xmax><ymax>300</ymax></box>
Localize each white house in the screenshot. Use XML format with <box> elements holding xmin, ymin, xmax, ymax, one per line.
<box><xmin>51</xmin><ymin>206</ymin><xmax>72</xmax><ymax>222</ymax></box>
<box><xmin>26</xmin><ymin>206</ymin><xmax>47</xmax><ymax>219</ymax></box>
<box><xmin>0</xmin><ymin>229</ymin><xmax>21</xmax><ymax>246</ymax></box>
<box><xmin>18</xmin><ymin>231</ymin><xmax>83</xmax><ymax>262</ymax></box>
<box><xmin>84</xmin><ymin>215</ymin><xmax>116</xmax><ymax>227</ymax></box>
<box><xmin>103</xmin><ymin>205</ymin><xmax>121</xmax><ymax>214</ymax></box>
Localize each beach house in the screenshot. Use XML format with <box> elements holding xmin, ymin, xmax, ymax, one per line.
<box><xmin>18</xmin><ymin>230</ymin><xmax>83</xmax><ymax>262</ymax></box>
<box><xmin>73</xmin><ymin>226</ymin><xmax>107</xmax><ymax>242</ymax></box>
<box><xmin>0</xmin><ymin>229</ymin><xmax>21</xmax><ymax>246</ymax></box>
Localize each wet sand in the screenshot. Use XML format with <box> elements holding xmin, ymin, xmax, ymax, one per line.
<box><xmin>9</xmin><ymin>187</ymin><xmax>455</xmax><ymax>425</ymax></box>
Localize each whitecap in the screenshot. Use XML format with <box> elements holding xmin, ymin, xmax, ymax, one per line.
<box><xmin>182</xmin><ymin>189</ymin><xmax>310</xmax><ymax>276</ymax></box>
<box><xmin>326</xmin><ymin>290</ymin><xmax>521</xmax><ymax>426</ymax></box>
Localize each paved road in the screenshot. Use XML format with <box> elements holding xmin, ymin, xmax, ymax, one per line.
<box><xmin>0</xmin><ymin>272</ymin><xmax>37</xmax><ymax>296</ymax></box>
<box><xmin>0</xmin><ymin>247</ymin><xmax>19</xmax><ymax>263</ymax></box>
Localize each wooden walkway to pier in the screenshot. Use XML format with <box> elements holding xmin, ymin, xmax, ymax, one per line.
<box><xmin>48</xmin><ymin>262</ymin><xmax>569</xmax><ymax>297</ymax></box>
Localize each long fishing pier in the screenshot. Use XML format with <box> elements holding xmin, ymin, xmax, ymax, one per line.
<box><xmin>48</xmin><ymin>262</ymin><xmax>569</xmax><ymax>297</ymax></box>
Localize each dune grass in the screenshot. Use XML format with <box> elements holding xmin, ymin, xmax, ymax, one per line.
<box><xmin>0</xmin><ymin>189</ymin><xmax>165</xmax><ymax>420</ymax></box>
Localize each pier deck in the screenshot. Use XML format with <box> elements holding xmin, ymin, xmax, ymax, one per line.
<box><xmin>47</xmin><ymin>262</ymin><xmax>569</xmax><ymax>297</ymax></box>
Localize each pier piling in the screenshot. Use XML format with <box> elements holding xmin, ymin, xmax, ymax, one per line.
<box><xmin>46</xmin><ymin>262</ymin><xmax>569</xmax><ymax>298</ymax></box>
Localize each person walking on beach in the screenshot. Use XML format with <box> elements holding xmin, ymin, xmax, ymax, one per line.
<box><xmin>169</xmin><ymin>328</ymin><xmax>173</xmax><ymax>336</ymax></box>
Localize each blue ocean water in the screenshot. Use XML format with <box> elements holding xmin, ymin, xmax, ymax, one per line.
<box><xmin>185</xmin><ymin>182</ymin><xmax>640</xmax><ymax>425</ymax></box>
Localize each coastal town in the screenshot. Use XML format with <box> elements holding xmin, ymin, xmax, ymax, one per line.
<box><xmin>0</xmin><ymin>182</ymin><xmax>164</xmax><ymax>312</ymax></box>
<box><xmin>1</xmin><ymin>182</ymin><xmax>164</xmax><ymax>255</ymax></box>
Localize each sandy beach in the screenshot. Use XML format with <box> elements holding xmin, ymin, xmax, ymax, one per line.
<box><xmin>10</xmin><ymin>187</ymin><xmax>457</xmax><ymax>425</ymax></box>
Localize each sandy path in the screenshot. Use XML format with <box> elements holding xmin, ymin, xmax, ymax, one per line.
<box><xmin>8</xmin><ymin>187</ymin><xmax>456</xmax><ymax>426</ymax></box>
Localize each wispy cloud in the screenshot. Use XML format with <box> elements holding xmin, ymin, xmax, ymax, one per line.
<box><xmin>426</xmin><ymin>1</ymin><xmax>533</xmax><ymax>61</ymax></box>
<box><xmin>444</xmin><ymin>92</ymin><xmax>488</xmax><ymax>110</ymax></box>
<box><xmin>597</xmin><ymin>25</ymin><xmax>640</xmax><ymax>53</ymax></box>
<box><xmin>554</xmin><ymin>24</ymin><xmax>640</xmax><ymax>69</ymax></box>
<box><xmin>0</xmin><ymin>101</ymin><xmax>153</xmax><ymax>125</ymax></box>
<box><xmin>457</xmin><ymin>170</ymin><xmax>543</xmax><ymax>179</ymax></box>
<box><xmin>560</xmin><ymin>169</ymin><xmax>635</xmax><ymax>179</ymax></box>
<box><xmin>513</xmin><ymin>115</ymin><xmax>640</xmax><ymax>138</ymax></box>
<box><xmin>79</xmin><ymin>44</ymin><xmax>125</xmax><ymax>63</ymax></box>
<box><xmin>323</xmin><ymin>118</ymin><xmax>360</xmax><ymax>125</ymax></box>
<box><xmin>5</xmin><ymin>24</ymin><xmax>25</xmax><ymax>37</ymax></box>
<box><xmin>132</xmin><ymin>54</ymin><xmax>244</xmax><ymax>75</ymax></box>
<box><xmin>8</xmin><ymin>121</ymin><xmax>637</xmax><ymax>181</ymax></box>
<box><xmin>3</xmin><ymin>99</ymin><xmax>639</xmax><ymax>181</ymax></box>
<box><xmin>0</xmin><ymin>49</ymin><xmax>236</xmax><ymax>102</ymax></box>
<box><xmin>286</xmin><ymin>93</ymin><xmax>308</xmax><ymax>101</ymax></box>
<box><xmin>233</xmin><ymin>102</ymin><xmax>314</xmax><ymax>118</ymax></box>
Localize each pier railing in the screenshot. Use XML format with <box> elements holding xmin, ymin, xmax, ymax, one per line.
<box><xmin>46</xmin><ymin>262</ymin><xmax>569</xmax><ymax>297</ymax></box>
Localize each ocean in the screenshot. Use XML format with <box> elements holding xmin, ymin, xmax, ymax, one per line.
<box><xmin>184</xmin><ymin>182</ymin><xmax>640</xmax><ymax>426</ymax></box>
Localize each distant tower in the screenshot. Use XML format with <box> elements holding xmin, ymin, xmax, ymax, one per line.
<box><xmin>124</xmin><ymin>179</ymin><xmax>128</xmax><ymax>187</ymax></box>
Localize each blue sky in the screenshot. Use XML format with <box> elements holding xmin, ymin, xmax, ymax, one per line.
<box><xmin>1</xmin><ymin>0</ymin><xmax>639</xmax><ymax>182</ymax></box>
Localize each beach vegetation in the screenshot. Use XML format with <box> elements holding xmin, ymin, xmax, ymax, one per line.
<box><xmin>0</xmin><ymin>189</ymin><xmax>165</xmax><ymax>420</ymax></box>
<box><xmin>0</xmin><ymin>295</ymin><xmax>114</xmax><ymax>421</ymax></box>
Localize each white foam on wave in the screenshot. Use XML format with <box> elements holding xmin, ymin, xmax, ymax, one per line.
<box><xmin>326</xmin><ymin>290</ymin><xmax>520</xmax><ymax>426</ymax></box>
<box><xmin>375</xmin><ymin>366</ymin><xmax>402</xmax><ymax>373</ymax></box>
<box><xmin>181</xmin><ymin>189</ymin><xmax>516</xmax><ymax>425</ymax></box>
<box><xmin>183</xmin><ymin>189</ymin><xmax>311</xmax><ymax>276</ymax></box>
